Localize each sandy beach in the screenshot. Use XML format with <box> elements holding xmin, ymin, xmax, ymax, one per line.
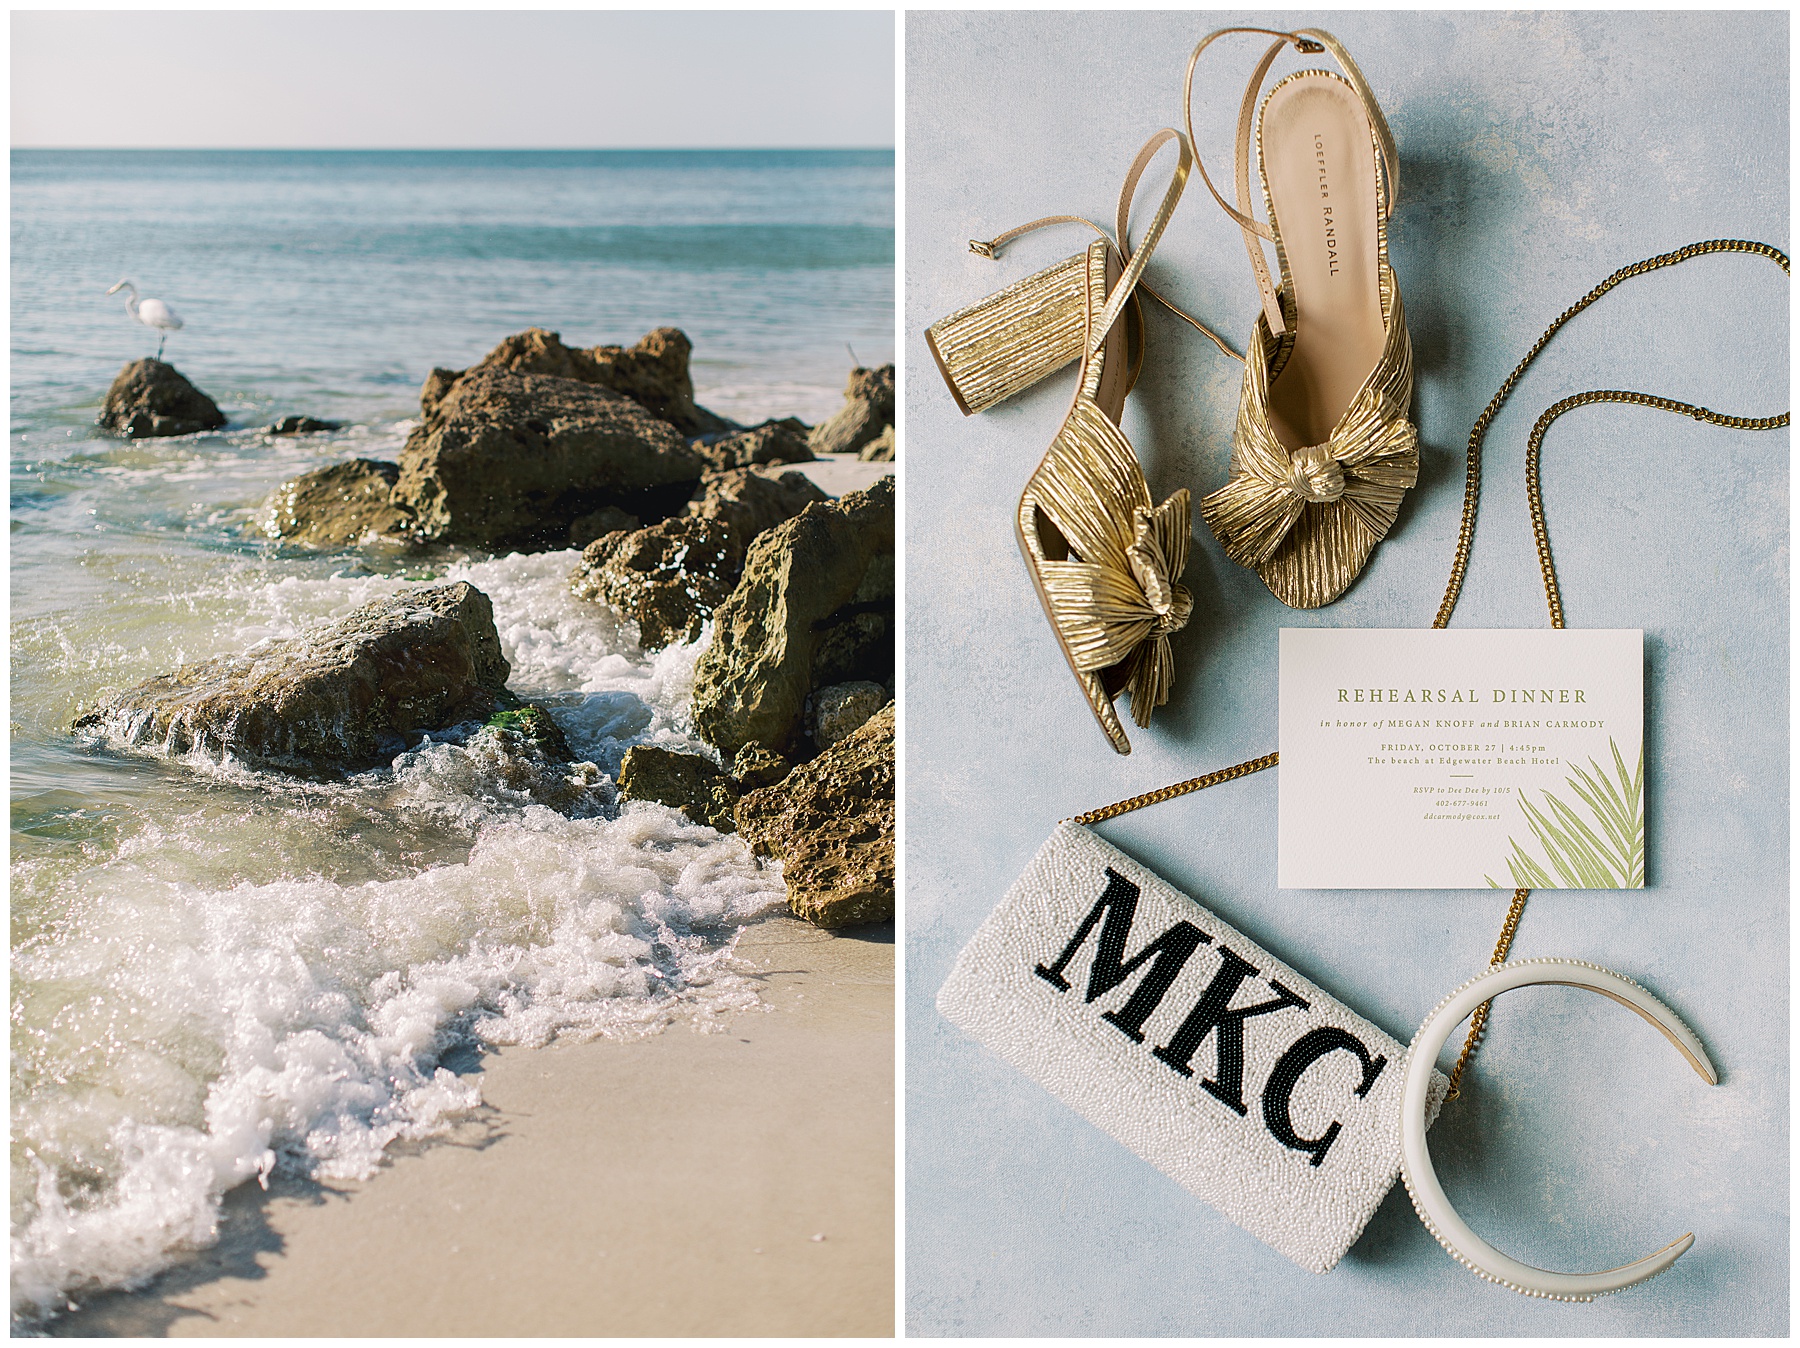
<box><xmin>50</xmin><ymin>916</ymin><xmax>894</xmax><ymax>1338</ymax></box>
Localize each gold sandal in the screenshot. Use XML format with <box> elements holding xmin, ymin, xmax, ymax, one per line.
<box><xmin>1187</xmin><ymin>27</ymin><xmax>1420</xmax><ymax>609</ymax></box>
<box><xmin>929</xmin><ymin>130</ymin><xmax>1204</xmax><ymax>753</ymax></box>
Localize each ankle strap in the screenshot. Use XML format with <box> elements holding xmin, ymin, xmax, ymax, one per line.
<box><xmin>970</xmin><ymin>129</ymin><xmax>1240</xmax><ymax>364</ymax></box>
<box><xmin>1090</xmin><ymin>128</ymin><xmax>1187</xmax><ymax>361</ymax></box>
<box><xmin>1184</xmin><ymin>26</ymin><xmax>1399</xmax><ymax>337</ymax></box>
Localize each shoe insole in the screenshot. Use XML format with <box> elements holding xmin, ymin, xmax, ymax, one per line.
<box><xmin>1260</xmin><ymin>74</ymin><xmax>1387</xmax><ymax>451</ymax></box>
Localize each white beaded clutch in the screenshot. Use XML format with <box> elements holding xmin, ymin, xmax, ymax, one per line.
<box><xmin>938</xmin><ymin>821</ymin><xmax>1447</xmax><ymax>1273</ymax></box>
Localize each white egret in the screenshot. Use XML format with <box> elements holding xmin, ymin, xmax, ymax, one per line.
<box><xmin>105</xmin><ymin>280</ymin><xmax>184</xmax><ymax>359</ymax></box>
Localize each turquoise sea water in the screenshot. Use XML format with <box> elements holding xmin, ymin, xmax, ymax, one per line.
<box><xmin>10</xmin><ymin>148</ymin><xmax>893</xmax><ymax>1327</ymax></box>
<box><xmin>13</xmin><ymin>148</ymin><xmax>894</xmax><ymax>429</ymax></box>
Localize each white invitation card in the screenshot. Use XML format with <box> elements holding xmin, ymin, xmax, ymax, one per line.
<box><xmin>1278</xmin><ymin>629</ymin><xmax>1644</xmax><ymax>890</ymax></box>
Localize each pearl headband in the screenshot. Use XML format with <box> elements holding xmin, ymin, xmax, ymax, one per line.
<box><xmin>1399</xmin><ymin>958</ymin><xmax>1718</xmax><ymax>1301</ymax></box>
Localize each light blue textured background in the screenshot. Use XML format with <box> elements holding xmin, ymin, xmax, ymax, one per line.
<box><xmin>905</xmin><ymin>10</ymin><xmax>1787</xmax><ymax>1336</ymax></box>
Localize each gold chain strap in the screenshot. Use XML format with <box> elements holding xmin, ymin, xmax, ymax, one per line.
<box><xmin>1434</xmin><ymin>238</ymin><xmax>1790</xmax><ymax>629</ymax></box>
<box><xmin>1438</xmin><ymin>238</ymin><xmax>1788</xmax><ymax>1098</ymax></box>
<box><xmin>1069</xmin><ymin>238</ymin><xmax>1789</xmax><ymax>1102</ymax></box>
<box><xmin>1441</xmin><ymin>887</ymin><xmax>1531</xmax><ymax>1098</ymax></box>
<box><xmin>1071</xmin><ymin>752</ymin><xmax>1278</xmax><ymax>825</ymax></box>
<box><xmin>1526</xmin><ymin>389</ymin><xmax>1790</xmax><ymax>629</ymax></box>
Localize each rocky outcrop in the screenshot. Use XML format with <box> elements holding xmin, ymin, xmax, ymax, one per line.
<box><xmin>260</xmin><ymin>327</ymin><xmax>797</xmax><ymax>551</ymax></box>
<box><xmin>735</xmin><ymin>703</ymin><xmax>894</xmax><ymax>928</ymax></box>
<box><xmin>690</xmin><ymin>476</ymin><xmax>894</xmax><ymax>758</ymax></box>
<box><xmin>567</xmin><ymin>505</ymin><xmax>639</xmax><ymax>550</ymax></box>
<box><xmin>730</xmin><ymin>743</ymin><xmax>792</xmax><ymax>792</ymax></box>
<box><xmin>99</xmin><ymin>359</ymin><xmax>227</xmax><ymax>439</ymax></box>
<box><xmin>696</xmin><ymin>418</ymin><xmax>814</xmax><ymax>473</ymax></box>
<box><xmin>253</xmin><ymin>331</ymin><xmax>878</xmax><ymax>554</ymax></box>
<box><xmin>859</xmin><ymin>425</ymin><xmax>895</xmax><ymax>462</ymax></box>
<box><xmin>569</xmin><ymin>516</ymin><xmax>741</xmax><ymax>651</ymax></box>
<box><xmin>452</xmin><ymin>708</ymin><xmax>604</xmax><ymax>814</ymax></box>
<box><xmin>432</xmin><ymin>327</ymin><xmax>731</xmax><ymax>435</ymax></box>
<box><xmin>808</xmin><ymin>681</ymin><xmax>890</xmax><ymax>751</ymax></box>
<box><xmin>616</xmin><ymin>745</ymin><xmax>740</xmax><ymax>832</ymax></box>
<box><xmin>420</xmin><ymin>366</ymin><xmax>462</xmax><ymax>419</ymax></box>
<box><xmin>569</xmin><ymin>469</ymin><xmax>829</xmax><ymax>651</ymax></box>
<box><xmin>260</xmin><ymin>459</ymin><xmax>414</xmax><ymax>547</ymax></box>
<box><xmin>685</xmin><ymin>468</ymin><xmax>828</xmax><ymax>540</ymax></box>
<box><xmin>585</xmin><ymin>329</ymin><xmax>730</xmax><ymax>435</ymax></box>
<box><xmin>396</xmin><ymin>366</ymin><xmax>703</xmax><ymax>549</ymax></box>
<box><xmin>73</xmin><ymin>582</ymin><xmax>512</xmax><ymax>773</ymax></box>
<box><xmin>266</xmin><ymin>415</ymin><xmax>343</xmax><ymax>435</ymax></box>
<box><xmin>808</xmin><ymin>364</ymin><xmax>894</xmax><ymax>457</ymax></box>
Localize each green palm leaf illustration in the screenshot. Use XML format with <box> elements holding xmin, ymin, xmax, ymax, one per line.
<box><xmin>1486</xmin><ymin>738</ymin><xmax>1644</xmax><ymax>889</ymax></box>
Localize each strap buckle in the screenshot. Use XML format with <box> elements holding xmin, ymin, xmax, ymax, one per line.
<box><xmin>968</xmin><ymin>239</ymin><xmax>996</xmax><ymax>259</ymax></box>
<box><xmin>1293</xmin><ymin>37</ymin><xmax>1325</xmax><ymax>53</ymax></box>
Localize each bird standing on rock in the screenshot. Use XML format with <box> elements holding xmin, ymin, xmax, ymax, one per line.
<box><xmin>105</xmin><ymin>280</ymin><xmax>183</xmax><ymax>359</ymax></box>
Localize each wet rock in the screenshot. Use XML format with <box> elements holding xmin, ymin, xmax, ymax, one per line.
<box><xmin>99</xmin><ymin>359</ymin><xmax>227</xmax><ymax>439</ymax></box>
<box><xmin>809</xmin><ymin>550</ymin><xmax>895</xmax><ymax>690</ymax></box>
<box><xmin>73</xmin><ymin>582</ymin><xmax>511</xmax><ymax>773</ymax></box>
<box><xmin>463</xmin><ymin>708</ymin><xmax>605</xmax><ymax>814</ymax></box>
<box><xmin>859</xmin><ymin>425</ymin><xmax>895</xmax><ymax>462</ymax></box>
<box><xmin>584</xmin><ymin>328</ymin><xmax>732</xmax><ymax>436</ymax></box>
<box><xmin>730</xmin><ymin>743</ymin><xmax>792</xmax><ymax>792</ymax></box>
<box><xmin>388</xmin><ymin>704</ymin><xmax>606</xmax><ymax>817</ymax></box>
<box><xmin>266</xmin><ymin>415</ymin><xmax>344</xmax><ymax>435</ymax></box>
<box><xmin>685</xmin><ymin>468</ymin><xmax>828</xmax><ymax>541</ymax></box>
<box><xmin>260</xmin><ymin>459</ymin><xmax>415</xmax><ymax>547</ymax></box>
<box><xmin>616</xmin><ymin>744</ymin><xmax>740</xmax><ymax>832</ymax></box>
<box><xmin>569</xmin><ymin>515</ymin><xmax>741</xmax><ymax>651</ymax></box>
<box><xmin>808</xmin><ymin>681</ymin><xmax>890</xmax><ymax>750</ymax></box>
<box><xmin>482</xmin><ymin>704</ymin><xmax>573</xmax><ymax>762</ymax></box>
<box><xmin>697</xmin><ymin>417</ymin><xmax>814</xmax><ymax>473</ymax></box>
<box><xmin>395</xmin><ymin>366</ymin><xmax>703</xmax><ymax>550</ymax></box>
<box><xmin>451</xmin><ymin>326</ymin><xmax>731</xmax><ymax>435</ymax></box>
<box><xmin>808</xmin><ymin>364</ymin><xmax>894</xmax><ymax>457</ymax></box>
<box><xmin>567</xmin><ymin>505</ymin><xmax>640</xmax><ymax>550</ymax></box>
<box><xmin>735</xmin><ymin>703</ymin><xmax>894</xmax><ymax>928</ymax></box>
<box><xmin>691</xmin><ymin>476</ymin><xmax>894</xmax><ymax>758</ymax></box>
<box><xmin>572</xmin><ymin>470</ymin><xmax>830</xmax><ymax>652</ymax></box>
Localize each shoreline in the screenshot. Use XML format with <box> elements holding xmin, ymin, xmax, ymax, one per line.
<box><xmin>48</xmin><ymin>915</ymin><xmax>894</xmax><ymax>1338</ymax></box>
<box><xmin>18</xmin><ymin>316</ymin><xmax>897</xmax><ymax>1336</ymax></box>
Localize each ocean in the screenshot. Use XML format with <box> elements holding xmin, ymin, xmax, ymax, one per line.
<box><xmin>9</xmin><ymin>148</ymin><xmax>894</xmax><ymax>1327</ymax></box>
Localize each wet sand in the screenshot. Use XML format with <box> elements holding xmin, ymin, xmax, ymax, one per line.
<box><xmin>52</xmin><ymin>916</ymin><xmax>894</xmax><ymax>1338</ymax></box>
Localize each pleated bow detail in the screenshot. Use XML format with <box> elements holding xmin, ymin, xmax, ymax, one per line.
<box><xmin>1200</xmin><ymin>271</ymin><xmax>1420</xmax><ymax>607</ymax></box>
<box><xmin>1029</xmin><ymin>399</ymin><xmax>1192</xmax><ymax>727</ymax></box>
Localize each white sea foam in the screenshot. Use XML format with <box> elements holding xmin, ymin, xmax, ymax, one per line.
<box><xmin>696</xmin><ymin>378</ymin><xmax>847</xmax><ymax>426</ymax></box>
<box><xmin>11</xmin><ymin>550</ymin><xmax>784</xmax><ymax>1327</ymax></box>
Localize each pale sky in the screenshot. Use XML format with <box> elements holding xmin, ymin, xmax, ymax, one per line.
<box><xmin>12</xmin><ymin>10</ymin><xmax>894</xmax><ymax>148</ymax></box>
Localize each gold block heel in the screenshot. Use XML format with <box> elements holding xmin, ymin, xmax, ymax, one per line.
<box><xmin>925</xmin><ymin>143</ymin><xmax>1247</xmax><ymax>418</ymax></box>
<box><xmin>925</xmin><ymin>254</ymin><xmax>1090</xmax><ymax>416</ymax></box>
